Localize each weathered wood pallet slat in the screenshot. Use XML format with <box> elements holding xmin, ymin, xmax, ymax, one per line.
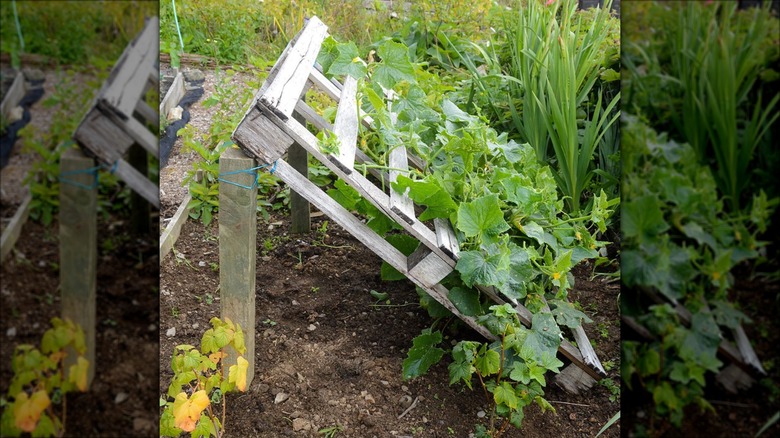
<box><xmin>329</xmin><ymin>76</ymin><xmax>359</xmax><ymax>174</ymax></box>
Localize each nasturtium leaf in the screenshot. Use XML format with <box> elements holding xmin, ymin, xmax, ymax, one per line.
<box><xmin>623</xmin><ymin>195</ymin><xmax>669</xmax><ymax>243</ymax></box>
<box><xmin>13</xmin><ymin>390</ymin><xmax>50</xmax><ymax>433</ymax></box>
<box><xmin>456</xmin><ymin>248</ymin><xmax>509</xmax><ymax>288</ymax></box>
<box><xmin>448</xmin><ymin>287</ymin><xmax>483</xmax><ymax>316</ymax></box>
<box><xmin>68</xmin><ymin>356</ymin><xmax>89</xmax><ymax>392</ymax></box>
<box><xmin>402</xmin><ymin>329</ymin><xmax>444</xmax><ymax>380</ymax></box>
<box><xmin>173</xmin><ymin>390</ymin><xmax>210</xmax><ymax>432</ymax></box>
<box><xmin>456</xmin><ymin>195</ymin><xmax>510</xmax><ymax>243</ymax></box>
<box><xmin>325</xmin><ymin>40</ymin><xmax>367</xmax><ymax>79</ymax></box>
<box><xmin>494</xmin><ymin>382</ymin><xmax>519</xmax><ymax>410</ymax></box>
<box><xmin>474</xmin><ymin>346</ymin><xmax>500</xmax><ymax>376</ymax></box>
<box><xmin>373</xmin><ymin>40</ymin><xmax>416</xmax><ymax>89</ymax></box>
<box><xmin>228</xmin><ymin>356</ymin><xmax>249</xmax><ymax>392</ymax></box>
<box><xmin>549</xmin><ymin>300</ymin><xmax>593</xmax><ymax>329</ymax></box>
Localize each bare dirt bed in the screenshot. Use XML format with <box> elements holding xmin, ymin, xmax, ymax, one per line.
<box><xmin>1</xmin><ymin>218</ymin><xmax>160</xmax><ymax>437</ymax></box>
<box><xmin>159</xmin><ymin>213</ymin><xmax>621</xmax><ymax>437</ymax></box>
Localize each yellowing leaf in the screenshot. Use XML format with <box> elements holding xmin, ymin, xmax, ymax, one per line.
<box><xmin>49</xmin><ymin>351</ymin><xmax>66</xmax><ymax>364</ymax></box>
<box><xmin>13</xmin><ymin>390</ymin><xmax>50</xmax><ymax>432</ymax></box>
<box><xmin>172</xmin><ymin>390</ymin><xmax>210</xmax><ymax>432</ymax></box>
<box><xmin>208</xmin><ymin>352</ymin><xmax>227</xmax><ymax>365</ymax></box>
<box><xmin>68</xmin><ymin>356</ymin><xmax>89</xmax><ymax>391</ymax></box>
<box><xmin>228</xmin><ymin>356</ymin><xmax>249</xmax><ymax>392</ymax></box>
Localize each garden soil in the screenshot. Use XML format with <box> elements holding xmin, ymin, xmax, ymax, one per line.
<box><xmin>0</xmin><ymin>219</ymin><xmax>160</xmax><ymax>437</ymax></box>
<box><xmin>159</xmin><ymin>215</ymin><xmax>621</xmax><ymax>437</ymax></box>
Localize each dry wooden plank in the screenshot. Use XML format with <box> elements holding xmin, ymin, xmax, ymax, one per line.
<box><xmin>733</xmin><ymin>325</ymin><xmax>766</xmax><ymax>375</ymax></box>
<box><xmin>0</xmin><ymin>192</ymin><xmax>32</xmax><ymax>263</ymax></box>
<box><xmin>160</xmin><ymin>192</ymin><xmax>192</xmax><ymax>259</ymax></box>
<box><xmin>408</xmin><ymin>246</ymin><xmax>453</xmax><ymax>288</ymax></box>
<box><xmin>219</xmin><ymin>147</ymin><xmax>258</xmax><ymax>387</ymax></box>
<box><xmin>554</xmin><ymin>364</ymin><xmax>598</xmax><ymax>394</ymax></box>
<box><xmin>74</xmin><ymin>108</ymin><xmax>135</xmax><ymax>163</ymax></box>
<box><xmin>0</xmin><ymin>71</ymin><xmax>25</xmax><ymax>122</ymax></box>
<box><xmin>101</xmin><ymin>17</ymin><xmax>159</xmax><ymax>118</ymax></box>
<box><xmin>571</xmin><ymin>324</ymin><xmax>607</xmax><ymax>376</ymax></box>
<box><xmin>289</xmin><ymin>108</ymin><xmax>310</xmax><ymax>234</ymax></box>
<box><xmin>160</xmin><ymin>71</ymin><xmax>184</xmax><ymax>121</ymax></box>
<box><xmin>329</xmin><ymin>76</ymin><xmax>359</xmax><ymax>174</ymax></box>
<box><xmin>308</xmin><ymin>68</ymin><xmax>341</xmax><ymax>101</ymax></box>
<box><xmin>233</xmin><ymin>104</ymin><xmax>295</xmax><ymax>165</ymax></box>
<box><xmin>260</xmin><ymin>17</ymin><xmax>328</xmax><ymax>118</ymax></box>
<box><xmin>134</xmin><ymin>98</ymin><xmax>159</xmax><ymax>130</ymax></box>
<box><xmin>59</xmin><ymin>148</ymin><xmax>97</xmax><ymax>388</ymax></box>
<box><xmin>113</xmin><ymin>158</ymin><xmax>160</xmax><ymax>208</ymax></box>
<box><xmin>388</xmin><ymin>146</ymin><xmax>415</xmax><ymax>224</ymax></box>
<box><xmin>433</xmin><ymin>218</ymin><xmax>459</xmax><ymax>260</ymax></box>
<box><xmin>122</xmin><ymin>116</ymin><xmax>159</xmax><ymax>159</ymax></box>
<box><xmin>716</xmin><ymin>363</ymin><xmax>755</xmax><ymax>394</ymax></box>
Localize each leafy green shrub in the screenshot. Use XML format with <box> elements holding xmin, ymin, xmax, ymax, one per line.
<box><xmin>0</xmin><ymin>318</ymin><xmax>89</xmax><ymax>437</ymax></box>
<box><xmin>620</xmin><ymin>115</ymin><xmax>775</xmax><ymax>426</ymax></box>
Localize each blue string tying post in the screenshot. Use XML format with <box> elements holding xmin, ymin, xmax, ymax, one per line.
<box><xmin>218</xmin><ymin>161</ymin><xmax>278</xmax><ymax>190</ymax></box>
<box><xmin>59</xmin><ymin>166</ymin><xmax>100</xmax><ymax>191</ymax></box>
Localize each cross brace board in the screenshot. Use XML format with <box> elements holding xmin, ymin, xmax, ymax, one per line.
<box><xmin>231</xmin><ymin>16</ymin><xmax>606</xmax><ymax>388</ymax></box>
<box><xmin>72</xmin><ymin>17</ymin><xmax>160</xmax><ymax>208</ymax></box>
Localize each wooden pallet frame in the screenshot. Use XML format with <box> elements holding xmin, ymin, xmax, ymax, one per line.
<box><xmin>623</xmin><ymin>286</ymin><xmax>766</xmax><ymax>393</ymax></box>
<box><xmin>229</xmin><ymin>17</ymin><xmax>606</xmax><ymax>391</ymax></box>
<box><xmin>72</xmin><ymin>17</ymin><xmax>160</xmax><ymax>208</ymax></box>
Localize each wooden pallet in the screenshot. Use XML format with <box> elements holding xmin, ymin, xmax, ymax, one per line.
<box><xmin>230</xmin><ymin>16</ymin><xmax>606</xmax><ymax>390</ymax></box>
<box><xmin>623</xmin><ymin>286</ymin><xmax>766</xmax><ymax>393</ymax></box>
<box><xmin>72</xmin><ymin>17</ymin><xmax>160</xmax><ymax>208</ymax></box>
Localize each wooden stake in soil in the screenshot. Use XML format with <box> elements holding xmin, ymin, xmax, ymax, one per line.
<box><xmin>59</xmin><ymin>147</ymin><xmax>97</xmax><ymax>387</ymax></box>
<box><xmin>218</xmin><ymin>147</ymin><xmax>257</xmax><ymax>386</ymax></box>
<box><xmin>289</xmin><ymin>110</ymin><xmax>310</xmax><ymax>234</ymax></box>
<box><xmin>128</xmin><ymin>144</ymin><xmax>150</xmax><ymax>234</ymax></box>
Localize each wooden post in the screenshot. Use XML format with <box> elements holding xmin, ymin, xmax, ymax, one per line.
<box><xmin>59</xmin><ymin>148</ymin><xmax>97</xmax><ymax>387</ymax></box>
<box><xmin>289</xmin><ymin>108</ymin><xmax>311</xmax><ymax>234</ymax></box>
<box><xmin>128</xmin><ymin>143</ymin><xmax>150</xmax><ymax>233</ymax></box>
<box><xmin>219</xmin><ymin>147</ymin><xmax>257</xmax><ymax>386</ymax></box>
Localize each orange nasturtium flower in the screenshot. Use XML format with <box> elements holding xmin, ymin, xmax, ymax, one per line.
<box><xmin>173</xmin><ymin>390</ymin><xmax>210</xmax><ymax>432</ymax></box>
<box><xmin>13</xmin><ymin>390</ymin><xmax>50</xmax><ymax>432</ymax></box>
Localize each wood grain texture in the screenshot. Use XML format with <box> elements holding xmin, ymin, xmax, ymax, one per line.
<box><xmin>329</xmin><ymin>76</ymin><xmax>359</xmax><ymax>174</ymax></box>
<box><xmin>59</xmin><ymin>148</ymin><xmax>97</xmax><ymax>388</ymax></box>
<box><xmin>0</xmin><ymin>71</ymin><xmax>25</xmax><ymax>121</ymax></box>
<box><xmin>0</xmin><ymin>192</ymin><xmax>31</xmax><ymax>263</ymax></box>
<box><xmin>160</xmin><ymin>71</ymin><xmax>184</xmax><ymax>120</ymax></box>
<box><xmin>218</xmin><ymin>147</ymin><xmax>258</xmax><ymax>386</ymax></box>
<box><xmin>388</xmin><ymin>146</ymin><xmax>414</xmax><ymax>224</ymax></box>
<box><xmin>260</xmin><ymin>17</ymin><xmax>328</xmax><ymax>118</ymax></box>
<box><xmin>160</xmin><ymin>193</ymin><xmax>192</xmax><ymax>260</ymax></box>
<box><xmin>407</xmin><ymin>246</ymin><xmax>453</xmax><ymax>288</ymax></box>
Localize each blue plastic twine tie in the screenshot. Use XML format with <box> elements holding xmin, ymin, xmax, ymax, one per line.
<box><xmin>59</xmin><ymin>166</ymin><xmax>100</xmax><ymax>190</ymax></box>
<box><xmin>218</xmin><ymin>161</ymin><xmax>278</xmax><ymax>190</ymax></box>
